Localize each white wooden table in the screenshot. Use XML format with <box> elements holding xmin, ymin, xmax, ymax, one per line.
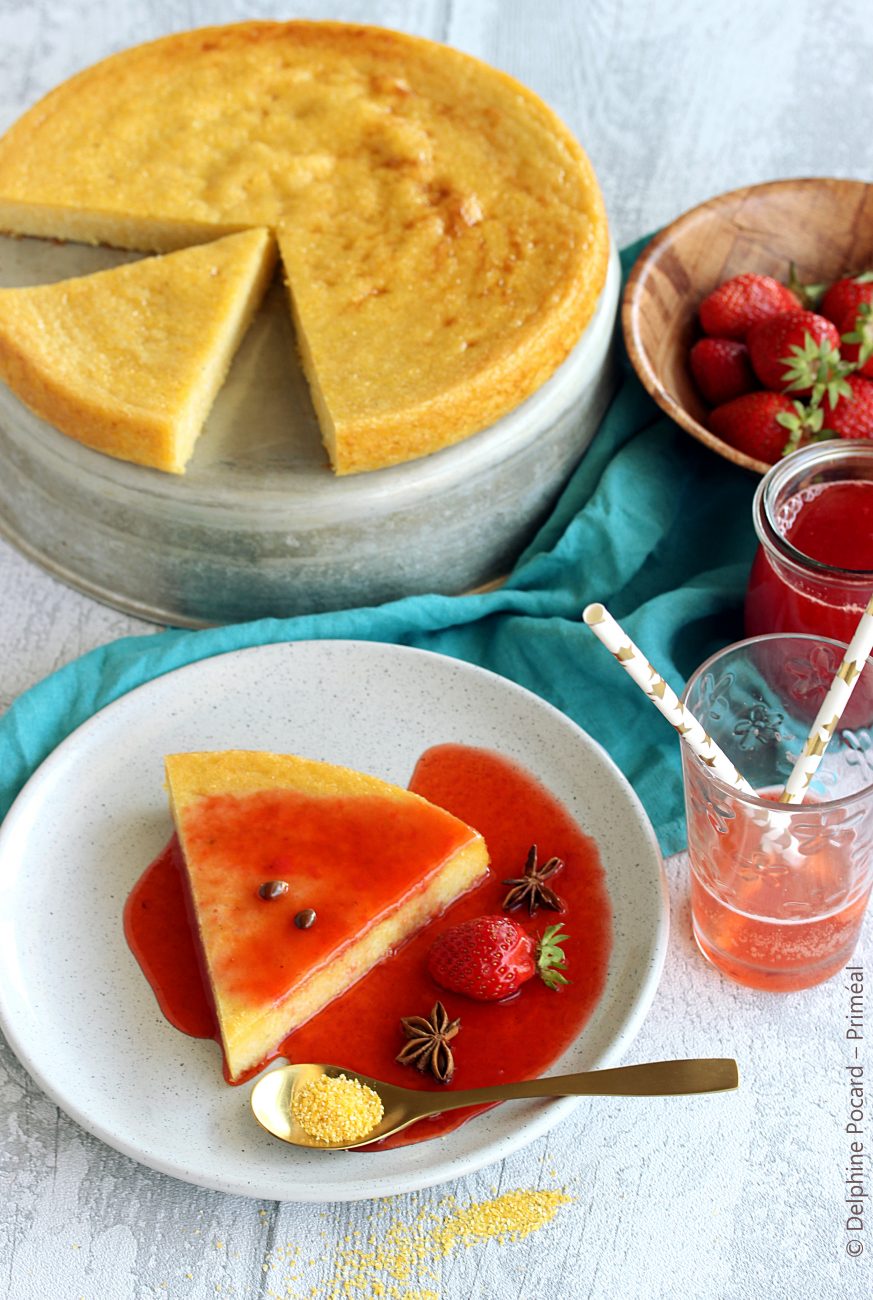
<box><xmin>0</xmin><ymin>3</ymin><xmax>869</xmax><ymax>1297</ymax></box>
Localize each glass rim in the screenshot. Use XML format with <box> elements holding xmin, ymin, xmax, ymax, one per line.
<box><xmin>681</xmin><ymin>632</ymin><xmax>873</xmax><ymax>813</ymax></box>
<box><xmin>753</xmin><ymin>439</ymin><xmax>873</xmax><ymax>583</ymax></box>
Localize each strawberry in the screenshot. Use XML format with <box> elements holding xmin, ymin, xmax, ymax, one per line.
<box><xmin>698</xmin><ymin>273</ymin><xmax>800</xmax><ymax>340</ymax></box>
<box><xmin>689</xmin><ymin>337</ymin><xmax>757</xmax><ymax>406</ymax></box>
<box><xmin>746</xmin><ymin>310</ymin><xmax>841</xmax><ymax>394</ymax></box>
<box><xmin>708</xmin><ymin>391</ymin><xmax>819</xmax><ymax>463</ymax></box>
<box><xmin>838</xmin><ymin>302</ymin><xmax>873</xmax><ymax>379</ymax></box>
<box><xmin>821</xmin><ymin>272</ymin><xmax>873</xmax><ymax>326</ymax></box>
<box><xmin>822</xmin><ymin>374</ymin><xmax>873</xmax><ymax>440</ymax></box>
<box><xmin>426</xmin><ymin>914</ymin><xmax>569</xmax><ymax>1002</ymax></box>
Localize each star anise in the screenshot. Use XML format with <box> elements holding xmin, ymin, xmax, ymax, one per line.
<box><xmin>395</xmin><ymin>1001</ymin><xmax>460</xmax><ymax>1084</ymax></box>
<box><xmin>502</xmin><ymin>843</ymin><xmax>566</xmax><ymax>915</ymax></box>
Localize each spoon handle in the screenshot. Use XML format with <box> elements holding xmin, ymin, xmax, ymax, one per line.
<box><xmin>415</xmin><ymin>1058</ymin><xmax>739</xmax><ymax>1110</ymax></box>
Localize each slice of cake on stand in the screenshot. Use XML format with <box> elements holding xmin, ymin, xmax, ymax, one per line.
<box><xmin>164</xmin><ymin>750</ymin><xmax>490</xmax><ymax>1083</ymax></box>
<box><xmin>0</xmin><ymin>228</ymin><xmax>276</xmax><ymax>472</ymax></box>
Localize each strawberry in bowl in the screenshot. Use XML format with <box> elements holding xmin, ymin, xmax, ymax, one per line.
<box><xmin>745</xmin><ymin>310</ymin><xmax>841</xmax><ymax>394</ymax></box>
<box><xmin>621</xmin><ymin>178</ymin><xmax>873</xmax><ymax>474</ymax></box>
<box><xmin>697</xmin><ymin>273</ymin><xmax>800</xmax><ymax>339</ymax></box>
<box><xmin>688</xmin><ymin>338</ymin><xmax>756</xmax><ymax>406</ymax></box>
<box><xmin>822</xmin><ymin>275</ymin><xmax>873</xmax><ymax>379</ymax></box>
<box><xmin>690</xmin><ymin>269</ymin><xmax>873</xmax><ymax>464</ymax></box>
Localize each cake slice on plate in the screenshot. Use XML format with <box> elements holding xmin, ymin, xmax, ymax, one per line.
<box><xmin>0</xmin><ymin>228</ymin><xmax>276</xmax><ymax>472</ymax></box>
<box><xmin>164</xmin><ymin>750</ymin><xmax>490</xmax><ymax>1083</ymax></box>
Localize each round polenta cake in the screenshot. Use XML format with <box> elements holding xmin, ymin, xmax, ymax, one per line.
<box><xmin>0</xmin><ymin>22</ymin><xmax>609</xmax><ymax>474</ymax></box>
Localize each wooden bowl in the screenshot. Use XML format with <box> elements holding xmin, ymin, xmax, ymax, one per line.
<box><xmin>622</xmin><ymin>178</ymin><xmax>873</xmax><ymax>474</ymax></box>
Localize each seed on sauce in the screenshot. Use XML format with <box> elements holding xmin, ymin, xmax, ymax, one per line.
<box><xmin>258</xmin><ymin>880</ymin><xmax>289</xmax><ymax>900</ymax></box>
<box><xmin>295</xmin><ymin>907</ymin><xmax>317</xmax><ymax>929</ymax></box>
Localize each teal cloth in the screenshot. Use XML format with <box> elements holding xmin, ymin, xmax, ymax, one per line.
<box><xmin>0</xmin><ymin>239</ymin><xmax>760</xmax><ymax>855</ymax></box>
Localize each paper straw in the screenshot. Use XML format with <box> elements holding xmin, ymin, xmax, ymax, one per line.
<box><xmin>582</xmin><ymin>603</ymin><xmax>756</xmax><ymax>795</ymax></box>
<box><xmin>779</xmin><ymin>593</ymin><xmax>873</xmax><ymax>804</ymax></box>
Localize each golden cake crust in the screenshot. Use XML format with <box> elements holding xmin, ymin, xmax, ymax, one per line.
<box><xmin>0</xmin><ymin>229</ymin><xmax>276</xmax><ymax>471</ymax></box>
<box><xmin>0</xmin><ymin>22</ymin><xmax>609</xmax><ymax>474</ymax></box>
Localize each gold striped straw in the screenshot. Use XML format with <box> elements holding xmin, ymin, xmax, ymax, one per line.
<box><xmin>582</xmin><ymin>603</ymin><xmax>756</xmax><ymax>795</ymax></box>
<box><xmin>779</xmin><ymin>593</ymin><xmax>873</xmax><ymax>804</ymax></box>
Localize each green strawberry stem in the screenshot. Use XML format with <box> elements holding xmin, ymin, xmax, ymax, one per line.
<box><xmin>777</xmin><ymin>302</ymin><xmax>873</xmax><ymax>456</ymax></box>
<box><xmin>780</xmin><ymin>333</ymin><xmax>851</xmax><ymax>404</ymax></box>
<box><xmin>536</xmin><ymin>923</ymin><xmax>570</xmax><ymax>990</ymax></box>
<box><xmin>787</xmin><ymin>262</ymin><xmax>828</xmax><ymax>311</ymax></box>
<box><xmin>842</xmin><ymin>301</ymin><xmax>873</xmax><ymax>368</ymax></box>
<box><xmin>775</xmin><ymin>397</ymin><xmax>827</xmax><ymax>455</ymax></box>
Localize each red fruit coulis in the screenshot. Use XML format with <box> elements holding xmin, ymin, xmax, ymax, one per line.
<box><xmin>781</xmin><ymin>480</ymin><xmax>873</xmax><ymax>572</ymax></box>
<box><xmin>124</xmin><ymin>744</ymin><xmax>612</xmax><ymax>1149</ymax></box>
<box><xmin>746</xmin><ymin>480</ymin><xmax>873</xmax><ymax>642</ymax></box>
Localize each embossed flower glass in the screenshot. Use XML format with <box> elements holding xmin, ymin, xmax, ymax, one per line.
<box><xmin>681</xmin><ymin>634</ymin><xmax>873</xmax><ymax>991</ymax></box>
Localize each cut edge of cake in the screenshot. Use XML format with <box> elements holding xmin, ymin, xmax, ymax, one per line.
<box><xmin>0</xmin><ymin>199</ymin><xmax>251</xmax><ymax>253</ymax></box>
<box><xmin>220</xmin><ymin>835</ymin><xmax>488</xmax><ymax>1081</ymax></box>
<box><xmin>277</xmin><ymin>225</ymin><xmax>609</xmax><ymax>476</ymax></box>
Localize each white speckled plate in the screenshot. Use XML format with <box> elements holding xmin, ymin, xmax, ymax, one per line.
<box><xmin>0</xmin><ymin>641</ymin><xmax>667</xmax><ymax>1202</ymax></box>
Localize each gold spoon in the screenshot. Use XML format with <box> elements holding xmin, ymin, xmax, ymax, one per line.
<box><xmin>251</xmin><ymin>1058</ymin><xmax>739</xmax><ymax>1151</ymax></box>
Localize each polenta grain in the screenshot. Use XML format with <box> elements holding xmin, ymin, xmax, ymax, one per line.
<box><xmin>291</xmin><ymin>1074</ymin><xmax>384</xmax><ymax>1144</ymax></box>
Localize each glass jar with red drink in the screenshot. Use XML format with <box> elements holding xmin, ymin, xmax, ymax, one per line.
<box><xmin>745</xmin><ymin>440</ymin><xmax>873</xmax><ymax>641</ymax></box>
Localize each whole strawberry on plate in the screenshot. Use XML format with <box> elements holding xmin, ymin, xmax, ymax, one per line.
<box><xmin>426</xmin><ymin>914</ymin><xmax>569</xmax><ymax>1002</ymax></box>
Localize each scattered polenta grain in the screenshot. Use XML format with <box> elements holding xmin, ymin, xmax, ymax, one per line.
<box><xmin>259</xmin><ymin>1185</ymin><xmax>573</xmax><ymax>1297</ymax></box>
<box><xmin>436</xmin><ymin>1190</ymin><xmax>572</xmax><ymax>1248</ymax></box>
